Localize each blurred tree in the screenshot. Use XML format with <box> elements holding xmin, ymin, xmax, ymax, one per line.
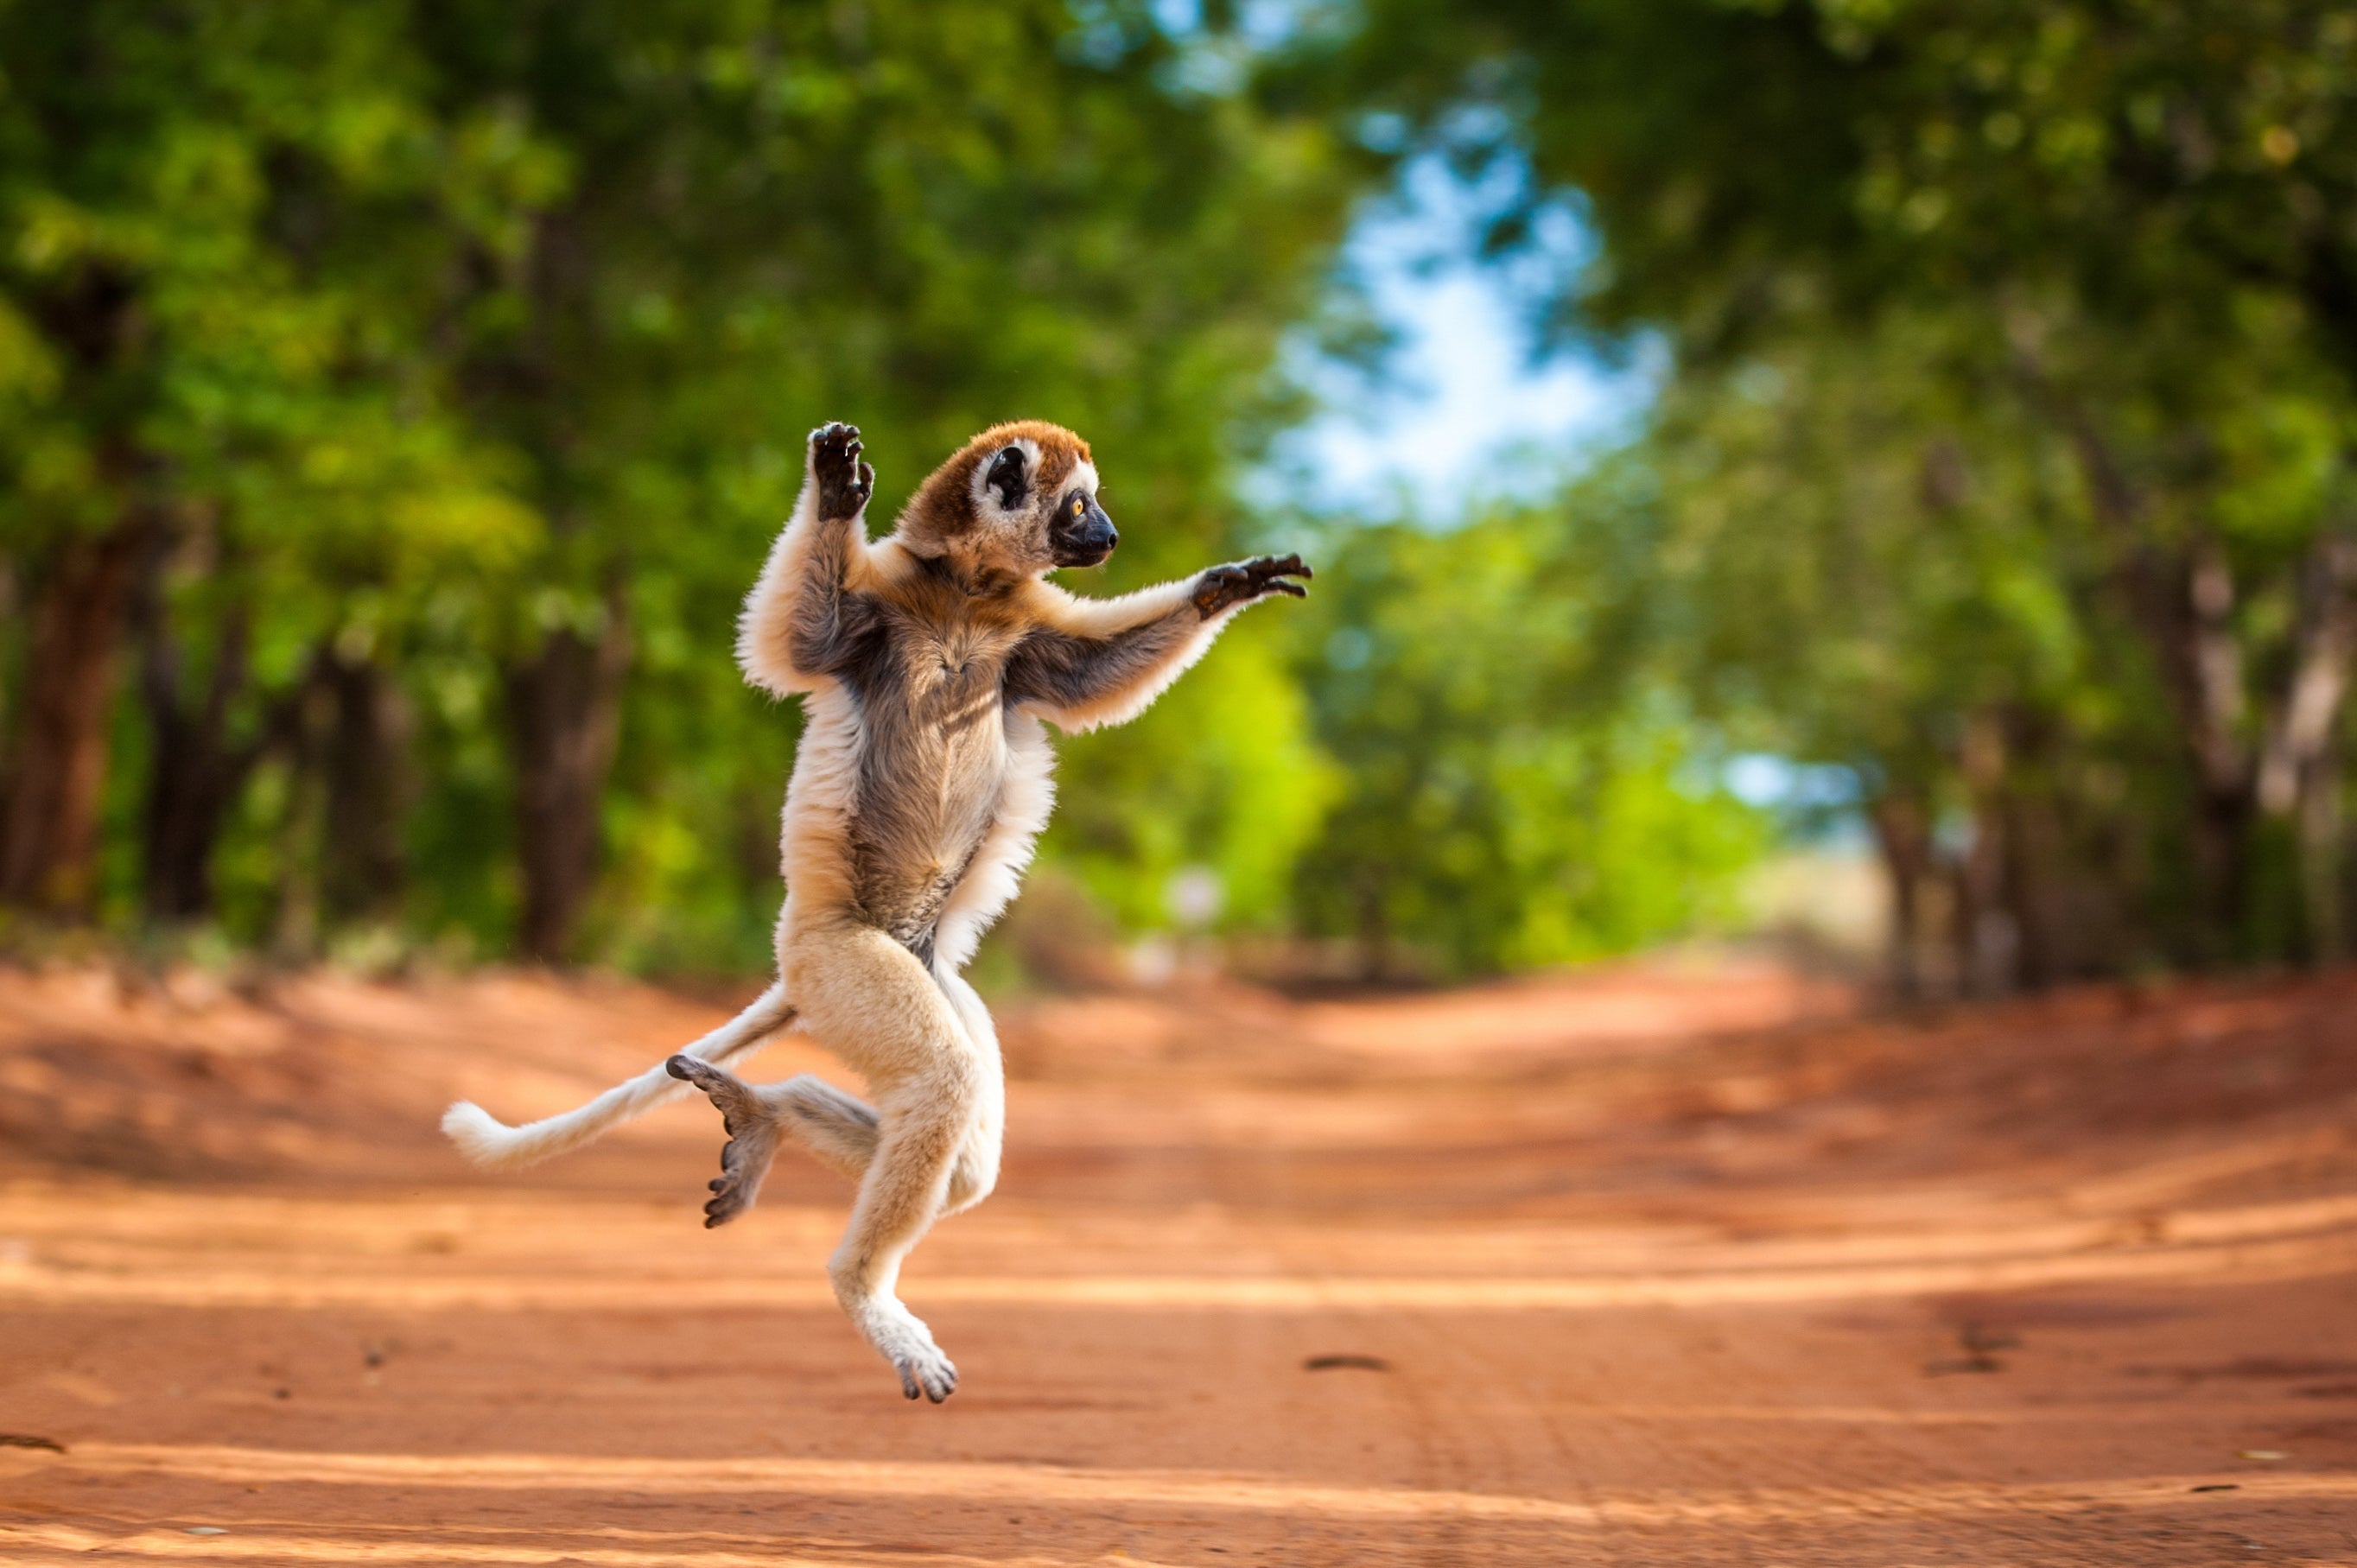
<box><xmin>0</xmin><ymin>2</ymin><xmax>535</xmax><ymax>928</ymax></box>
<box><xmin>1288</xmin><ymin>508</ymin><xmax>1763</xmax><ymax>978</ymax></box>
<box><xmin>1616</xmin><ymin>314</ymin><xmax>2190</xmax><ymax>990</ymax></box>
<box><xmin>3</xmin><ymin>0</ymin><xmax>1807</xmax><ymax>981</ymax></box>
<box><xmin>0</xmin><ymin>1</ymin><xmax>1374</xmax><ymax>968</ymax></box>
<box><xmin>1298</xmin><ymin>0</ymin><xmax>2357</xmax><ymax>976</ymax></box>
<box><xmin>397</xmin><ymin>0</ymin><xmax>1370</xmax><ymax>963</ymax></box>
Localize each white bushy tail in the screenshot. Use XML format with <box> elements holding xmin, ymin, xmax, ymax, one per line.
<box><xmin>442</xmin><ymin>981</ymin><xmax>797</xmax><ymax>1171</ymax></box>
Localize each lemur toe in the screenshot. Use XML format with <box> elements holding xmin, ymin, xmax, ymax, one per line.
<box><xmin>894</xmin><ymin>1350</ymin><xmax>958</xmax><ymax>1403</ymax></box>
<box><xmin>670</xmin><ymin>1054</ymin><xmax>778</xmax><ymax>1227</ymax></box>
<box><xmin>702</xmin><ymin>1154</ymin><xmax>768</xmax><ymax>1226</ymax></box>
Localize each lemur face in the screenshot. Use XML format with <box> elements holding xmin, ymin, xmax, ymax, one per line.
<box><xmin>914</xmin><ymin>422</ymin><xmax>1110</xmax><ymax>576</ymax></box>
<box><xmin>1046</xmin><ymin>480</ymin><xmax>1118</xmax><ymax>568</ymax></box>
<box><xmin>970</xmin><ymin>438</ymin><xmax>1114</xmax><ymax>571</ymax></box>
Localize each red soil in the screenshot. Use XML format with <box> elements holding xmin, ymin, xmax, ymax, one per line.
<box><xmin>2</xmin><ymin>955</ymin><xmax>2354</xmax><ymax>1565</ymax></box>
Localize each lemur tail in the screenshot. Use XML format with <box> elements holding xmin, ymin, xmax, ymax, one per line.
<box><xmin>441</xmin><ymin>981</ymin><xmax>797</xmax><ymax>1171</ymax></box>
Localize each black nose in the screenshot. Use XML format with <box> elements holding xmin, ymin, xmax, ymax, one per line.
<box><xmin>1087</xmin><ymin>520</ymin><xmax>1118</xmax><ymax>554</ymax></box>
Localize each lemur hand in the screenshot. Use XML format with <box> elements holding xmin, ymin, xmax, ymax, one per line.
<box><xmin>810</xmin><ymin>422</ymin><xmax>875</xmax><ymax>519</ymax></box>
<box><xmin>1191</xmin><ymin>554</ymin><xmax>1312</xmax><ymax>619</ymax></box>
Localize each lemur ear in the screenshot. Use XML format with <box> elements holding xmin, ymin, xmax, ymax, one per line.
<box><xmin>984</xmin><ymin>446</ymin><xmax>1030</xmax><ymax>510</ymax></box>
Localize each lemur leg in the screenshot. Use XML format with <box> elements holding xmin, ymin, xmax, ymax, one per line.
<box><xmin>772</xmin><ymin>1074</ymin><xmax>880</xmax><ymax>1175</ymax></box>
<box><xmin>782</xmin><ymin>918</ymin><xmax>986</xmax><ymax>1403</ymax></box>
<box><xmin>665</xmin><ymin>1057</ymin><xmax>880</xmax><ymax>1227</ymax></box>
<box><xmin>670</xmin><ymin>968</ymin><xmax>998</xmax><ymax>1225</ymax></box>
<box><xmin>935</xmin><ymin>968</ymin><xmax>1005</xmax><ymax>1217</ymax></box>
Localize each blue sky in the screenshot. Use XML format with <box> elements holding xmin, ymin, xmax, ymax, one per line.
<box><xmin>1269</xmin><ymin>162</ymin><xmax>1866</xmax><ymax>834</ymax></box>
<box><xmin>1267</xmin><ymin>153</ymin><xmax>1661</xmax><ymax>521</ymax></box>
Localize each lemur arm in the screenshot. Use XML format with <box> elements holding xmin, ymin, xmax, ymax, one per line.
<box><xmin>736</xmin><ymin>422</ymin><xmax>878</xmax><ymax>695</ymax></box>
<box><xmin>1006</xmin><ymin>555</ymin><xmax>1311</xmax><ymax>733</ymax></box>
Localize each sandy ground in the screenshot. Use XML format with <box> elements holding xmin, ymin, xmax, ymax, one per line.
<box><xmin>2</xmin><ymin>954</ymin><xmax>2355</xmax><ymax>1565</ymax></box>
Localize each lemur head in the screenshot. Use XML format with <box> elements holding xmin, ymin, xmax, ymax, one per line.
<box><xmin>895</xmin><ymin>420</ymin><xmax>1115</xmax><ymax>578</ymax></box>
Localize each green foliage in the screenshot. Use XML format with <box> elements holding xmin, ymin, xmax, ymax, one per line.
<box><xmin>1296</xmin><ymin>0</ymin><xmax>2357</xmax><ymax>980</ymax></box>
<box><xmin>0</xmin><ymin>0</ymin><xmax>1782</xmax><ymax>981</ymax></box>
<box><xmin>1289</xmin><ymin>511</ymin><xmax>1765</xmax><ymax>977</ymax></box>
<box><xmin>1052</xmin><ymin>621</ymin><xmax>1338</xmax><ymax>935</ymax></box>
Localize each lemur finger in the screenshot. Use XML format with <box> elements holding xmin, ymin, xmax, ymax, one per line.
<box><xmin>1253</xmin><ymin>553</ymin><xmax>1311</xmax><ymax>579</ymax></box>
<box><xmin>1264</xmin><ymin>579</ymin><xmax>1308</xmax><ymax>599</ymax></box>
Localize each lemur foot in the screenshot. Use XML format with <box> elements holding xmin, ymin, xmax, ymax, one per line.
<box><xmin>870</xmin><ymin>1306</ymin><xmax>960</xmax><ymax>1402</ymax></box>
<box><xmin>893</xmin><ymin>1339</ymin><xmax>960</xmax><ymax>1403</ymax></box>
<box><xmin>809</xmin><ymin>422</ymin><xmax>874</xmax><ymax>519</ymax></box>
<box><xmin>664</xmin><ymin>1054</ymin><xmax>781</xmax><ymax>1228</ymax></box>
<box><xmin>1191</xmin><ymin>553</ymin><xmax>1312</xmax><ymax>619</ymax></box>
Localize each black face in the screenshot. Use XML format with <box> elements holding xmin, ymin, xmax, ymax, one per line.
<box><xmin>1049</xmin><ymin>486</ymin><xmax>1117</xmax><ymax>568</ymax></box>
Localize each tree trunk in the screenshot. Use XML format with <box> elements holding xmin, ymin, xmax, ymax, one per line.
<box><xmin>1869</xmin><ymin>790</ymin><xmax>1933</xmax><ymax>1001</ymax></box>
<box><xmin>2057</xmin><ymin>409</ymin><xmax>2255</xmax><ymax>957</ymax></box>
<box><xmin>136</xmin><ymin>537</ymin><xmax>263</xmax><ymax>924</ymax></box>
<box><xmin>2087</xmin><ymin>460</ymin><xmax>2252</xmax><ymax>949</ymax></box>
<box><xmin>270</xmin><ymin>676</ymin><xmax>333</xmax><ymax>963</ymax></box>
<box><xmin>0</xmin><ymin>521</ymin><xmax>145</xmax><ymax>916</ymax></box>
<box><xmin>0</xmin><ymin>556</ymin><xmax>18</xmax><ymax>769</ymax></box>
<box><xmin>2298</xmin><ymin>741</ymin><xmax>2347</xmax><ymax>965</ymax></box>
<box><xmin>1352</xmin><ymin>864</ymin><xmax>1391</xmax><ymax>986</ymax></box>
<box><xmin>1999</xmin><ymin>788</ymin><xmax>2079</xmax><ymax>990</ymax></box>
<box><xmin>1951</xmin><ymin>710</ymin><xmax>2016</xmax><ymax>997</ymax></box>
<box><xmin>2258</xmin><ymin>530</ymin><xmax>2357</xmax><ymax>962</ymax></box>
<box><xmin>505</xmin><ymin>587</ymin><xmax>631</xmax><ymax>962</ymax></box>
<box><xmin>320</xmin><ymin>652</ymin><xmax>415</xmax><ymax>926</ymax></box>
<box><xmin>2178</xmin><ymin>540</ymin><xmax>2259</xmax><ymax>955</ymax></box>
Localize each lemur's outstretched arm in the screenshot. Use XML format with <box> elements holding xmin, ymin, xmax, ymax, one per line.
<box><xmin>737</xmin><ymin>423</ymin><xmax>878</xmax><ymax>695</ymax></box>
<box><xmin>1006</xmin><ymin>554</ymin><xmax>1310</xmax><ymax>732</ymax></box>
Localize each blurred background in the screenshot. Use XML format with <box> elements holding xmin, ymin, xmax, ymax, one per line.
<box><xmin>13</xmin><ymin>11</ymin><xmax>2357</xmax><ymax>1558</ymax></box>
<box><xmin>3</xmin><ymin>0</ymin><xmax>2353</xmax><ymax>1000</ymax></box>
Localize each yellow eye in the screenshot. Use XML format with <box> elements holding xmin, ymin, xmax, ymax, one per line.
<box><xmin>1071</xmin><ymin>496</ymin><xmax>1085</xmax><ymax>515</ymax></box>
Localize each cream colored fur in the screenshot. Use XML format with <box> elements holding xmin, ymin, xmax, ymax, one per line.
<box><xmin>446</xmin><ymin>421</ymin><xmax>1301</xmax><ymax>1404</ymax></box>
<box><xmin>439</xmin><ymin>981</ymin><xmax>796</xmax><ymax>1170</ymax></box>
<box><xmin>1009</xmin><ymin>577</ymin><xmax>1243</xmax><ymax>732</ymax></box>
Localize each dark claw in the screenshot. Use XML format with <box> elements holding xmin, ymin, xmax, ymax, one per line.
<box><xmin>1191</xmin><ymin>551</ymin><xmax>1313</xmax><ymax>618</ymax></box>
<box><xmin>810</xmin><ymin>422</ymin><xmax>873</xmax><ymax>518</ymax></box>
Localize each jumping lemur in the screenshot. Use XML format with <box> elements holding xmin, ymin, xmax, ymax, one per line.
<box><xmin>443</xmin><ymin>420</ymin><xmax>1308</xmax><ymax>1401</ymax></box>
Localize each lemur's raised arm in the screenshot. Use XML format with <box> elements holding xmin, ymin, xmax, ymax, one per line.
<box><xmin>1006</xmin><ymin>554</ymin><xmax>1310</xmax><ymax>732</ymax></box>
<box><xmin>455</xmin><ymin>418</ymin><xmax>1309</xmax><ymax>1407</ymax></box>
<box><xmin>737</xmin><ymin>422</ymin><xmax>879</xmax><ymax>695</ymax></box>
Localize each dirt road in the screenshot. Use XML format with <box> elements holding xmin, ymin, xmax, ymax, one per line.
<box><xmin>3</xmin><ymin>957</ymin><xmax>2355</xmax><ymax>1565</ymax></box>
